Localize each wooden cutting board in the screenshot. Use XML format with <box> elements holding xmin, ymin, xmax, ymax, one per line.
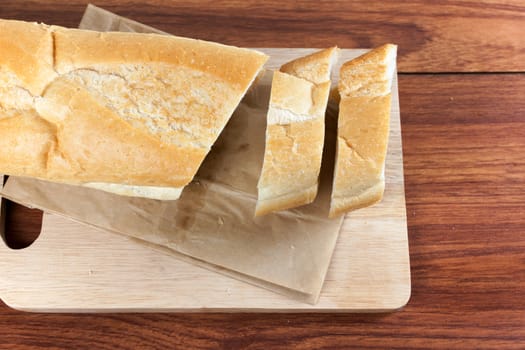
<box><xmin>0</xmin><ymin>49</ymin><xmax>410</xmax><ymax>312</ymax></box>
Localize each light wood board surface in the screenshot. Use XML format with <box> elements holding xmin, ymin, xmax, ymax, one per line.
<box><xmin>0</xmin><ymin>48</ymin><xmax>410</xmax><ymax>312</ymax></box>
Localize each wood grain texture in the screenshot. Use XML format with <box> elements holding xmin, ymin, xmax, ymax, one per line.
<box><xmin>0</xmin><ymin>0</ymin><xmax>524</xmax><ymax>72</ymax></box>
<box><xmin>0</xmin><ymin>1</ymin><xmax>524</xmax><ymax>348</ymax></box>
<box><xmin>1</xmin><ymin>74</ymin><xmax>524</xmax><ymax>348</ymax></box>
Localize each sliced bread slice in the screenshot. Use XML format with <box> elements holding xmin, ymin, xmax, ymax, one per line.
<box><xmin>329</xmin><ymin>44</ymin><xmax>397</xmax><ymax>218</ymax></box>
<box><xmin>256</xmin><ymin>47</ymin><xmax>339</xmax><ymax>216</ymax></box>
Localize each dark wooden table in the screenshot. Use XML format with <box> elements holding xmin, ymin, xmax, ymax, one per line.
<box><xmin>1</xmin><ymin>1</ymin><xmax>524</xmax><ymax>349</ymax></box>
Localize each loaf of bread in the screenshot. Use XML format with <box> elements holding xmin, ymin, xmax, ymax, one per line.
<box><xmin>256</xmin><ymin>47</ymin><xmax>338</xmax><ymax>216</ymax></box>
<box><xmin>329</xmin><ymin>44</ymin><xmax>397</xmax><ymax>218</ymax></box>
<box><xmin>0</xmin><ymin>19</ymin><xmax>268</xmax><ymax>199</ymax></box>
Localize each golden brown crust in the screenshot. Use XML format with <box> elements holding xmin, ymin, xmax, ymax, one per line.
<box><xmin>53</xmin><ymin>27</ymin><xmax>267</xmax><ymax>93</ymax></box>
<box><xmin>37</xmin><ymin>78</ymin><xmax>207</xmax><ymax>187</ymax></box>
<box><xmin>0</xmin><ymin>111</ymin><xmax>55</xmax><ymax>178</ymax></box>
<box><xmin>339</xmin><ymin>44</ymin><xmax>397</xmax><ymax>97</ymax></box>
<box><xmin>329</xmin><ymin>96</ymin><xmax>391</xmax><ymax>218</ymax></box>
<box><xmin>0</xmin><ymin>20</ymin><xmax>56</xmax><ymax>95</ymax></box>
<box><xmin>269</xmin><ymin>71</ymin><xmax>315</xmax><ymax>116</ymax></box>
<box><xmin>280</xmin><ymin>47</ymin><xmax>338</xmax><ymax>85</ymax></box>
<box><xmin>256</xmin><ymin>48</ymin><xmax>338</xmax><ymax>215</ymax></box>
<box><xmin>329</xmin><ymin>44</ymin><xmax>397</xmax><ymax>218</ymax></box>
<box><xmin>0</xmin><ymin>19</ymin><xmax>268</xmax><ymax>197</ymax></box>
<box><xmin>256</xmin><ymin>117</ymin><xmax>325</xmax><ymax>210</ymax></box>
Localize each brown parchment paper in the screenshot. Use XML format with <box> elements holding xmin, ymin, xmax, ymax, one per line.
<box><xmin>1</xmin><ymin>4</ymin><xmax>344</xmax><ymax>303</ymax></box>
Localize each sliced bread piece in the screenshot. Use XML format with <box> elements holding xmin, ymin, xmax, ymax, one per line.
<box><xmin>329</xmin><ymin>44</ymin><xmax>397</xmax><ymax>218</ymax></box>
<box><xmin>256</xmin><ymin>47</ymin><xmax>339</xmax><ymax>216</ymax></box>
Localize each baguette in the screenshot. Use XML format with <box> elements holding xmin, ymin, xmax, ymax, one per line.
<box><xmin>329</xmin><ymin>44</ymin><xmax>397</xmax><ymax>218</ymax></box>
<box><xmin>256</xmin><ymin>47</ymin><xmax>338</xmax><ymax>216</ymax></box>
<box><xmin>0</xmin><ymin>19</ymin><xmax>268</xmax><ymax>200</ymax></box>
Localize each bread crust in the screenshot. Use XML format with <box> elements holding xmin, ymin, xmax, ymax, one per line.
<box><xmin>36</xmin><ymin>77</ymin><xmax>207</xmax><ymax>187</ymax></box>
<box><xmin>0</xmin><ymin>19</ymin><xmax>268</xmax><ymax>199</ymax></box>
<box><xmin>329</xmin><ymin>44</ymin><xmax>397</xmax><ymax>218</ymax></box>
<box><xmin>0</xmin><ymin>20</ymin><xmax>56</xmax><ymax>95</ymax></box>
<box><xmin>280</xmin><ymin>47</ymin><xmax>338</xmax><ymax>85</ymax></box>
<box><xmin>339</xmin><ymin>44</ymin><xmax>397</xmax><ymax>98</ymax></box>
<box><xmin>256</xmin><ymin>48</ymin><xmax>338</xmax><ymax>216</ymax></box>
<box><xmin>53</xmin><ymin>27</ymin><xmax>266</xmax><ymax>94</ymax></box>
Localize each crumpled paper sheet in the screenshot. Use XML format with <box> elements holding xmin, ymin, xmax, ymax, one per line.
<box><xmin>1</xmin><ymin>4</ymin><xmax>344</xmax><ymax>304</ymax></box>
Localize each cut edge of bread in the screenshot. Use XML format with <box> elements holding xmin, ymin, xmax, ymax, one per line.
<box><xmin>255</xmin><ymin>183</ymin><xmax>317</xmax><ymax>217</ymax></box>
<box><xmin>84</xmin><ymin>183</ymin><xmax>183</xmax><ymax>200</ymax></box>
<box><xmin>328</xmin><ymin>177</ymin><xmax>385</xmax><ymax>218</ymax></box>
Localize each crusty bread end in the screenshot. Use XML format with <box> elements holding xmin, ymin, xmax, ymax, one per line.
<box><xmin>0</xmin><ymin>19</ymin><xmax>268</xmax><ymax>200</ymax></box>
<box><xmin>329</xmin><ymin>44</ymin><xmax>397</xmax><ymax>218</ymax></box>
<box><xmin>256</xmin><ymin>48</ymin><xmax>339</xmax><ymax>216</ymax></box>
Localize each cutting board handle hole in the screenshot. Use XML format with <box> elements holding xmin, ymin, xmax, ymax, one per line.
<box><xmin>1</xmin><ymin>200</ymin><xmax>43</xmax><ymax>250</ymax></box>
